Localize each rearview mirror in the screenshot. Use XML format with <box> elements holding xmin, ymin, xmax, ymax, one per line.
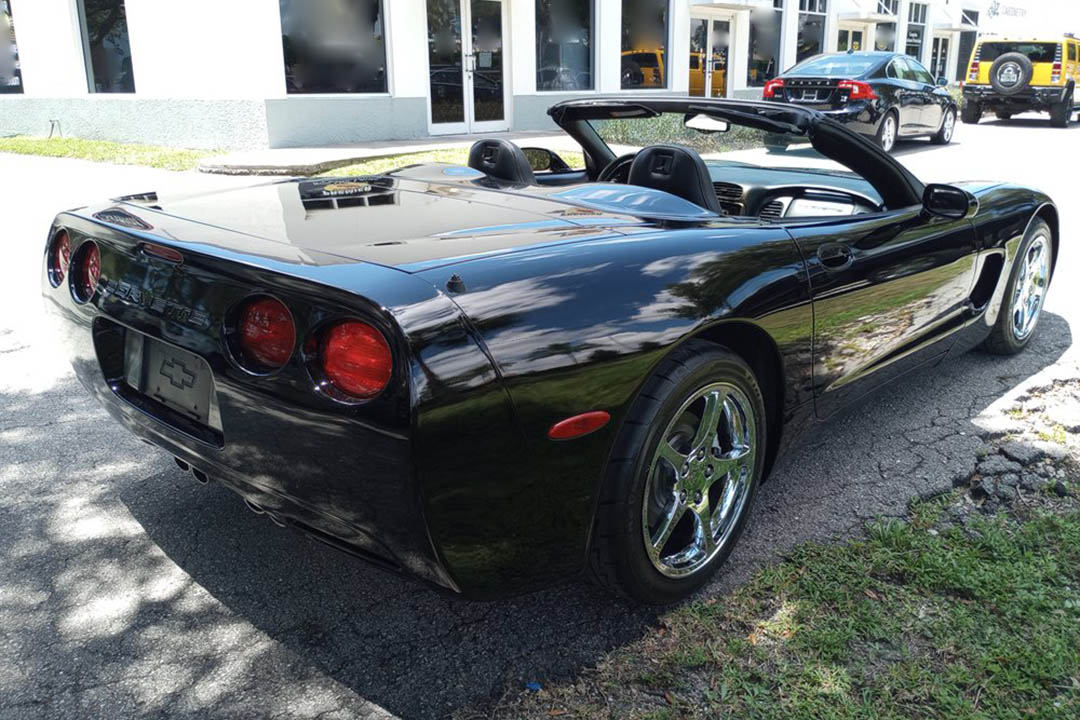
<box><xmin>521</xmin><ymin>147</ymin><xmax>572</xmax><ymax>173</ymax></box>
<box><xmin>923</xmin><ymin>184</ymin><xmax>974</xmax><ymax>219</ymax></box>
<box><xmin>684</xmin><ymin>114</ymin><xmax>730</xmax><ymax>134</ymax></box>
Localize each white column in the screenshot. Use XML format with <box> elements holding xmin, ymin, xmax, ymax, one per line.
<box><xmin>597</xmin><ymin>0</ymin><xmax>622</xmax><ymax>92</ymax></box>
<box><xmin>779</xmin><ymin>0</ymin><xmax>800</xmax><ymax>73</ymax></box>
<box><xmin>388</xmin><ymin>0</ymin><xmax>431</xmax><ymax>98</ymax></box>
<box><xmin>732</xmin><ymin>9</ymin><xmax>750</xmax><ymax>95</ymax></box>
<box><xmin>895</xmin><ymin>0</ymin><xmax>910</xmax><ymax>55</ymax></box>
<box><xmin>510</xmin><ymin>0</ymin><xmax>537</xmax><ymax>95</ymax></box>
<box><xmin>823</xmin><ymin>3</ymin><xmax>840</xmax><ymax>54</ymax></box>
<box><xmin>13</xmin><ymin>0</ymin><xmax>91</xmax><ymax>95</ymax></box>
<box><xmin>918</xmin><ymin>1</ymin><xmax>935</xmax><ymax>68</ymax></box>
<box><xmin>670</xmin><ymin>0</ymin><xmax>690</xmax><ymax>92</ymax></box>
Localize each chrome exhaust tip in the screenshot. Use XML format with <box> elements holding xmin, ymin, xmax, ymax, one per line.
<box><xmin>174</xmin><ymin>457</ymin><xmax>190</xmax><ymax>472</ymax></box>
<box><xmin>191</xmin><ymin>468</ymin><xmax>209</xmax><ymax>485</ymax></box>
<box><xmin>244</xmin><ymin>498</ymin><xmax>265</xmax><ymax>515</ymax></box>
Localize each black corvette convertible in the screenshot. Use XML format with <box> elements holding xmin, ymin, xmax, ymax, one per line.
<box><xmin>763</xmin><ymin>51</ymin><xmax>958</xmax><ymax>152</ymax></box>
<box><xmin>43</xmin><ymin>98</ymin><xmax>1057</xmax><ymax>604</ymax></box>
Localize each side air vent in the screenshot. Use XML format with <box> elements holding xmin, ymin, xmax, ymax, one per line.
<box><xmin>760</xmin><ymin>200</ymin><xmax>786</xmax><ymax>220</ymax></box>
<box><xmin>713</xmin><ymin>182</ymin><xmax>744</xmax><ymax>215</ymax></box>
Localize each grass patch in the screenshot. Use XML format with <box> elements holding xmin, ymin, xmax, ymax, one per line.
<box><xmin>319</xmin><ymin>147</ymin><xmax>585</xmax><ymax>178</ymax></box>
<box><xmin>0</xmin><ymin>136</ymin><xmax>212</xmax><ymax>171</ymax></box>
<box><xmin>470</xmin><ymin>506</ymin><xmax>1080</xmax><ymax>719</ymax></box>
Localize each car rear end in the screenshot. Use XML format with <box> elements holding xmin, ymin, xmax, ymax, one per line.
<box><xmin>762</xmin><ymin>53</ymin><xmax>889</xmax><ymax>138</ymax></box>
<box><xmin>40</xmin><ymin>205</ymin><xmax>461</xmax><ymax>592</ymax></box>
<box><xmin>962</xmin><ymin>39</ymin><xmax>1076</xmax><ymax>120</ymax></box>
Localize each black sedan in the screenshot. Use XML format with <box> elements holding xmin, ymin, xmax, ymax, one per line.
<box><xmin>763</xmin><ymin>51</ymin><xmax>958</xmax><ymax>152</ymax></box>
<box><xmin>42</xmin><ymin>98</ymin><xmax>1055</xmax><ymax>604</ymax></box>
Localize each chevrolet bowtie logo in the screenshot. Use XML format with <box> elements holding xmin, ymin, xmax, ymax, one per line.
<box><xmin>159</xmin><ymin>357</ymin><xmax>196</xmax><ymax>390</ymax></box>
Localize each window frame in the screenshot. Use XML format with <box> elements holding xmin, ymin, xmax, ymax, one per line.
<box><xmin>75</xmin><ymin>0</ymin><xmax>137</xmax><ymax>95</ymax></box>
<box><xmin>796</xmin><ymin>0</ymin><xmax>827</xmax><ymax>65</ymax></box>
<box><xmin>619</xmin><ymin>0</ymin><xmax>673</xmax><ymax>92</ymax></box>
<box><xmin>0</xmin><ymin>0</ymin><xmax>23</xmax><ymax>94</ymax></box>
<box><xmin>535</xmin><ymin>0</ymin><xmax>597</xmax><ymax>95</ymax></box>
<box><xmin>746</xmin><ymin>3</ymin><xmax>783</xmax><ymax>87</ymax></box>
<box><xmin>278</xmin><ymin>0</ymin><xmax>393</xmax><ymax>98</ymax></box>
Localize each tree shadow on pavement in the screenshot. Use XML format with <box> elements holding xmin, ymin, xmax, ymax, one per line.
<box><xmin>107</xmin><ymin>313</ymin><xmax>1073</xmax><ymax>718</ymax></box>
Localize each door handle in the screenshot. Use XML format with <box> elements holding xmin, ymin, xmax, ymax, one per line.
<box><xmin>817</xmin><ymin>243</ymin><xmax>854</xmax><ymax>271</ymax></box>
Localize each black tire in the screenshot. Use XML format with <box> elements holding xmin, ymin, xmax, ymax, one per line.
<box><xmin>589</xmin><ymin>341</ymin><xmax>766</xmax><ymax>605</ymax></box>
<box><xmin>931</xmin><ymin>108</ymin><xmax>956</xmax><ymax>145</ymax></box>
<box><xmin>961</xmin><ymin>102</ymin><xmax>982</xmax><ymax>124</ymax></box>
<box><xmin>875</xmin><ymin>110</ymin><xmax>898</xmax><ymax>153</ymax></box>
<box><xmin>989</xmin><ymin>52</ymin><xmax>1034</xmax><ymax>96</ymax></box>
<box><xmin>1050</xmin><ymin>92</ymin><xmax>1072</xmax><ymax>128</ymax></box>
<box><xmin>982</xmin><ymin>218</ymin><xmax>1054</xmax><ymax>356</ymax></box>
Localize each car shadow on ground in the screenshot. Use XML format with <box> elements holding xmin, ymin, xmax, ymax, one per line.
<box><xmin>115</xmin><ymin>312</ymin><xmax>1073</xmax><ymax>719</ymax></box>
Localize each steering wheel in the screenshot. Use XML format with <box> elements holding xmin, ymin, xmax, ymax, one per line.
<box><xmin>597</xmin><ymin>152</ymin><xmax>638</xmax><ymax>183</ymax></box>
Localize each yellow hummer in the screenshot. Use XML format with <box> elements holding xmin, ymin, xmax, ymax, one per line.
<box><xmin>961</xmin><ymin>34</ymin><xmax>1079</xmax><ymax>127</ymax></box>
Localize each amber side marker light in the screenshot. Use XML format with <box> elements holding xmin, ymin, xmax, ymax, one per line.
<box><xmin>548</xmin><ymin>411</ymin><xmax>611</xmax><ymax>441</ymax></box>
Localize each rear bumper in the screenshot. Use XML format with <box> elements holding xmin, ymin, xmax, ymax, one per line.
<box><xmin>41</xmin><ymin>213</ymin><xmax>464</xmax><ymax>595</ymax></box>
<box><xmin>963</xmin><ymin>84</ymin><xmax>1071</xmax><ymax>108</ymax></box>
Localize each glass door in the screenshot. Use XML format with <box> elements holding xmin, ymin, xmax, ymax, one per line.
<box><xmin>838</xmin><ymin>28</ymin><xmax>865</xmax><ymax>52</ymax></box>
<box><xmin>427</xmin><ymin>0</ymin><xmax>509</xmax><ymax>135</ymax></box>
<box><xmin>688</xmin><ymin>16</ymin><xmax>729</xmax><ymax>98</ymax></box>
<box><xmin>931</xmin><ymin>36</ymin><xmax>950</xmax><ymax>80</ymax></box>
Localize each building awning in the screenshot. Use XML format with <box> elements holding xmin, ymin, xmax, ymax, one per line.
<box><xmin>690</xmin><ymin>0</ymin><xmax>764</xmax><ymax>10</ymax></box>
<box><xmin>838</xmin><ymin>13</ymin><xmax>898</xmax><ymax>25</ymax></box>
<box><xmin>933</xmin><ymin>22</ymin><xmax>979</xmax><ymax>33</ymax></box>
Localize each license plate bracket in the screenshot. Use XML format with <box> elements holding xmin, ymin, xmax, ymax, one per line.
<box><xmin>124</xmin><ymin>333</ymin><xmax>216</xmax><ymax>426</ymax></box>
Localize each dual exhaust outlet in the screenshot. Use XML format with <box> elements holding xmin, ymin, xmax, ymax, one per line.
<box><xmin>173</xmin><ymin>456</ymin><xmax>286</xmax><ymax>527</ymax></box>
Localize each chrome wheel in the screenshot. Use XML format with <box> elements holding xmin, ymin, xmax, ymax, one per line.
<box><xmin>641</xmin><ymin>382</ymin><xmax>756</xmax><ymax>578</ymax></box>
<box><xmin>942</xmin><ymin>110</ymin><xmax>955</xmax><ymax>142</ymax></box>
<box><xmin>1011</xmin><ymin>234</ymin><xmax>1050</xmax><ymax>341</ymax></box>
<box><xmin>880</xmin><ymin>115</ymin><xmax>897</xmax><ymax>152</ymax></box>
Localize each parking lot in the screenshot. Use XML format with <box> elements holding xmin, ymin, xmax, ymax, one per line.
<box><xmin>1</xmin><ymin>114</ymin><xmax>1078</xmax><ymax>719</ymax></box>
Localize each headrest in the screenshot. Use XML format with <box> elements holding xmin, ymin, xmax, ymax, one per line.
<box><xmin>467</xmin><ymin>139</ymin><xmax>536</xmax><ymax>186</ymax></box>
<box><xmin>627</xmin><ymin>145</ymin><xmax>722</xmax><ymax>214</ymax></box>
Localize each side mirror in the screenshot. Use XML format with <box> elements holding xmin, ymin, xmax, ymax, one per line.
<box><xmin>522</xmin><ymin>147</ymin><xmax>571</xmax><ymax>173</ymax></box>
<box><xmin>923</xmin><ymin>184</ymin><xmax>974</xmax><ymax>219</ymax></box>
<box><xmin>936</xmin><ymin>76</ymin><xmax>949</xmax><ymax>87</ymax></box>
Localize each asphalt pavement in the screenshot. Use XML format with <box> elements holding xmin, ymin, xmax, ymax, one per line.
<box><xmin>1</xmin><ymin>114</ymin><xmax>1078</xmax><ymax>719</ymax></box>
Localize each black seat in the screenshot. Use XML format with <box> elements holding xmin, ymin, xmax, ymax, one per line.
<box><xmin>627</xmin><ymin>144</ymin><xmax>722</xmax><ymax>214</ymax></box>
<box><xmin>468</xmin><ymin>139</ymin><xmax>535</xmax><ymax>185</ymax></box>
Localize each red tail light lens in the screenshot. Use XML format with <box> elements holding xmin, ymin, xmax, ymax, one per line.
<box><xmin>238</xmin><ymin>297</ymin><xmax>295</xmax><ymax>370</ymax></box>
<box><xmin>1051</xmin><ymin>62</ymin><xmax>1062</xmax><ymax>83</ymax></box>
<box><xmin>762</xmin><ymin>78</ymin><xmax>785</xmax><ymax>99</ymax></box>
<box><xmin>321</xmin><ymin>321</ymin><xmax>392</xmax><ymax>399</ymax></box>
<box><xmin>968</xmin><ymin>61</ymin><xmax>980</xmax><ymax>82</ymax></box>
<box><xmin>837</xmin><ymin>79</ymin><xmax>878</xmax><ymax>100</ymax></box>
<box><xmin>72</xmin><ymin>241</ymin><xmax>101</xmax><ymax>302</ymax></box>
<box><xmin>49</xmin><ymin>229</ymin><xmax>71</xmax><ymax>286</ymax></box>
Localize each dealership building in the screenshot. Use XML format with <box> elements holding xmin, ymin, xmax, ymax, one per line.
<box><xmin>1</xmin><ymin>0</ymin><xmax>989</xmax><ymax>149</ymax></box>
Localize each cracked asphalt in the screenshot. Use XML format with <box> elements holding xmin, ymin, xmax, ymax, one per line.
<box><xmin>2</xmin><ymin>115</ymin><xmax>1078</xmax><ymax>719</ymax></box>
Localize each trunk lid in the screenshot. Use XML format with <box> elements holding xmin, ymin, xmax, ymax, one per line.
<box><xmin>779</xmin><ymin>77</ymin><xmax>847</xmax><ymax>110</ymax></box>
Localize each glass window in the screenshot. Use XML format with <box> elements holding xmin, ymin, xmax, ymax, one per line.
<box><xmin>537</xmin><ymin>0</ymin><xmax>593</xmax><ymax>91</ymax></box>
<box><xmin>1070</xmin><ymin>44</ymin><xmax>1077</xmax><ymax>62</ymax></box>
<box><xmin>905</xmin><ymin>2</ymin><xmax>926</xmax><ymax>59</ymax></box>
<box><xmin>909</xmin><ymin>58</ymin><xmax>934</xmax><ymax>84</ymax></box>
<box><xmin>796</xmin><ymin>0</ymin><xmax>826</xmax><ymax>64</ymax></box>
<box><xmin>78</xmin><ymin>0</ymin><xmax>136</xmax><ymax>93</ymax></box>
<box><xmin>280</xmin><ymin>0</ymin><xmax>387</xmax><ymax>94</ymax></box>
<box><xmin>877</xmin><ymin>0</ymin><xmax>898</xmax><ymax>14</ymax></box>
<box><xmin>788</xmin><ymin>54</ymin><xmax>880</xmax><ymax>77</ymax></box>
<box><xmin>747</xmin><ymin>5</ymin><xmax>782</xmax><ymax>87</ymax></box>
<box><xmin>977</xmin><ymin>42</ymin><xmax>1060</xmax><ymax>64</ymax></box>
<box><xmin>621</xmin><ymin>0</ymin><xmax>668</xmax><ymax>89</ymax></box>
<box><xmin>1</xmin><ymin>0</ymin><xmax>22</xmax><ymax>94</ymax></box>
<box><xmin>875</xmin><ymin>22</ymin><xmax>896</xmax><ymax>52</ymax></box>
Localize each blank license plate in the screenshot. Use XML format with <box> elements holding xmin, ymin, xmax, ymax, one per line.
<box><xmin>124</xmin><ymin>333</ymin><xmax>214</xmax><ymax>425</ymax></box>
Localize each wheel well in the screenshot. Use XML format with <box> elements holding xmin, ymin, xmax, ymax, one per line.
<box><xmin>689</xmin><ymin>322</ymin><xmax>785</xmax><ymax>479</ymax></box>
<box><xmin>1035</xmin><ymin>205</ymin><xmax>1060</xmax><ymax>280</ymax></box>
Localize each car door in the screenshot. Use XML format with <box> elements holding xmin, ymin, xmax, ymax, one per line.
<box><xmin>885</xmin><ymin>57</ymin><xmax>923</xmax><ymax>132</ymax></box>
<box><xmin>783</xmin><ymin>207</ymin><xmax>977</xmax><ymax>418</ymax></box>
<box><xmin>908</xmin><ymin>58</ymin><xmax>944</xmax><ymax>130</ymax></box>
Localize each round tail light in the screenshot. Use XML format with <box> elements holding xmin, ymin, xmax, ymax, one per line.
<box><xmin>238</xmin><ymin>297</ymin><xmax>295</xmax><ymax>370</ymax></box>
<box><xmin>49</xmin><ymin>230</ymin><xmax>71</xmax><ymax>286</ymax></box>
<box><xmin>72</xmin><ymin>241</ymin><xmax>101</xmax><ymax>302</ymax></box>
<box><xmin>321</xmin><ymin>321</ymin><xmax>392</xmax><ymax>399</ymax></box>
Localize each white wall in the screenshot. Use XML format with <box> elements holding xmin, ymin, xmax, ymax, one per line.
<box><xmin>12</xmin><ymin>0</ymin><xmax>88</xmax><ymax>96</ymax></box>
<box><xmin>123</xmin><ymin>0</ymin><xmax>284</xmax><ymax>98</ymax></box>
<box><xmin>388</xmin><ymin>0</ymin><xmax>430</xmax><ymax>98</ymax></box>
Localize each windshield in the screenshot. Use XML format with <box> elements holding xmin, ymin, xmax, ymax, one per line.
<box><xmin>786</xmin><ymin>54</ymin><xmax>881</xmax><ymax>77</ymax></box>
<box><xmin>588</xmin><ymin>112</ymin><xmax>851</xmax><ymax>175</ymax></box>
<box><xmin>979</xmin><ymin>42</ymin><xmax>1060</xmax><ymax>63</ymax></box>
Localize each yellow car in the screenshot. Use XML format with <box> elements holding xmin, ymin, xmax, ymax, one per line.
<box><xmin>689</xmin><ymin>52</ymin><xmax>728</xmax><ymax>97</ymax></box>
<box><xmin>621</xmin><ymin>49</ymin><xmax>665</xmax><ymax>89</ymax></box>
<box><xmin>961</xmin><ymin>34</ymin><xmax>1079</xmax><ymax>127</ymax></box>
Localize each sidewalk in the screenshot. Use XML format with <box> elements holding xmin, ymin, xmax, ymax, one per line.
<box><xmin>197</xmin><ymin>130</ymin><xmax>581</xmax><ymax>176</ymax></box>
